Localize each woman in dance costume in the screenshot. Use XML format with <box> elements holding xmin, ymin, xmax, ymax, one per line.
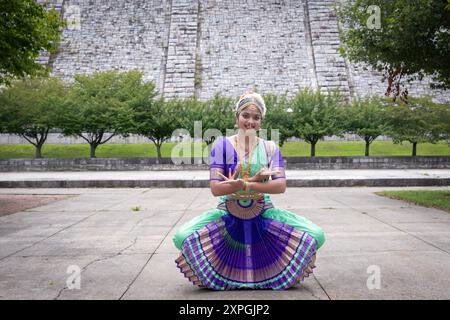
<box><xmin>173</xmin><ymin>91</ymin><xmax>325</xmax><ymax>290</ymax></box>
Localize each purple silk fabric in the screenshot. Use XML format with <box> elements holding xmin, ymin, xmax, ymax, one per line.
<box><xmin>209</xmin><ymin>137</ymin><xmax>284</xmax><ymax>181</ymax></box>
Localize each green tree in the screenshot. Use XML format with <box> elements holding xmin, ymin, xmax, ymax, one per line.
<box><xmin>428</xmin><ymin>101</ymin><xmax>450</xmax><ymax>144</ymax></box>
<box><xmin>173</xmin><ymin>97</ymin><xmax>205</xmax><ymax>142</ymax></box>
<box><xmin>289</xmin><ymin>89</ymin><xmax>345</xmax><ymax>157</ymax></box>
<box><xmin>200</xmin><ymin>93</ymin><xmax>235</xmax><ymax>145</ymax></box>
<box><xmin>0</xmin><ymin>77</ymin><xmax>67</xmax><ymax>158</ymax></box>
<box><xmin>344</xmin><ymin>97</ymin><xmax>390</xmax><ymax>156</ymax></box>
<box><xmin>337</xmin><ymin>0</ymin><xmax>450</xmax><ymax>101</ymax></box>
<box><xmin>262</xmin><ymin>92</ymin><xmax>294</xmax><ymax>147</ymax></box>
<box><xmin>60</xmin><ymin>70</ymin><xmax>140</xmax><ymax>158</ymax></box>
<box><xmin>166</xmin><ymin>94</ymin><xmax>235</xmax><ymax>164</ymax></box>
<box><xmin>0</xmin><ymin>0</ymin><xmax>64</xmax><ymax>85</ymax></box>
<box><xmin>385</xmin><ymin>96</ymin><xmax>441</xmax><ymax>156</ymax></box>
<box><xmin>131</xmin><ymin>97</ymin><xmax>183</xmax><ymax>163</ymax></box>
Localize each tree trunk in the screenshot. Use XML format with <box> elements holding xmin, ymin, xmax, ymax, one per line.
<box><xmin>156</xmin><ymin>144</ymin><xmax>162</xmax><ymax>164</ymax></box>
<box><xmin>311</xmin><ymin>142</ymin><xmax>316</xmax><ymax>157</ymax></box>
<box><xmin>365</xmin><ymin>140</ymin><xmax>370</xmax><ymax>157</ymax></box>
<box><xmin>412</xmin><ymin>142</ymin><xmax>417</xmax><ymax>156</ymax></box>
<box><xmin>35</xmin><ymin>130</ymin><xmax>49</xmax><ymax>159</ymax></box>
<box><xmin>90</xmin><ymin>143</ymin><xmax>98</xmax><ymax>158</ymax></box>
<box><xmin>35</xmin><ymin>144</ymin><xmax>42</xmax><ymax>158</ymax></box>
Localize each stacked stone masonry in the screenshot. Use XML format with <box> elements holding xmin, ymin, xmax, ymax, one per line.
<box><xmin>35</xmin><ymin>0</ymin><xmax>65</xmax><ymax>66</ymax></box>
<box><xmin>36</xmin><ymin>0</ymin><xmax>449</xmax><ymax>102</ymax></box>
<box><xmin>48</xmin><ymin>0</ymin><xmax>172</xmax><ymax>91</ymax></box>
<box><xmin>163</xmin><ymin>0</ymin><xmax>199</xmax><ymax>98</ymax></box>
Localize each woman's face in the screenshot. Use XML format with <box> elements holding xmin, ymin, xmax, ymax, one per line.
<box><xmin>236</xmin><ymin>104</ymin><xmax>262</xmax><ymax>131</ymax></box>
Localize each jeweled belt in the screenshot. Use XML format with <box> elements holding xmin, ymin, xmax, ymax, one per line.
<box><xmin>221</xmin><ymin>196</ymin><xmax>266</xmax><ymax>220</ymax></box>
<box><xmin>229</xmin><ymin>191</ymin><xmax>264</xmax><ymax>200</ymax></box>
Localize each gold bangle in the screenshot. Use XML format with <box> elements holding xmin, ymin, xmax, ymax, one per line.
<box><xmin>244</xmin><ymin>181</ymin><xmax>248</xmax><ymax>191</ymax></box>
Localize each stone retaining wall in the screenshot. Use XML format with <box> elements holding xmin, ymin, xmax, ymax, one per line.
<box><xmin>1</xmin><ymin>156</ymin><xmax>448</xmax><ymax>171</ymax></box>
<box><xmin>37</xmin><ymin>0</ymin><xmax>449</xmax><ymax>102</ymax></box>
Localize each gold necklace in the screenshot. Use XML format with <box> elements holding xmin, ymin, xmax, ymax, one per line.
<box><xmin>231</xmin><ymin>135</ymin><xmax>263</xmax><ymax>200</ymax></box>
<box><xmin>235</xmin><ymin>135</ymin><xmax>255</xmax><ymax>180</ymax></box>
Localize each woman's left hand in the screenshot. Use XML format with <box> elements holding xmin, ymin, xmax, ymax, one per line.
<box><xmin>248</xmin><ymin>168</ymin><xmax>281</xmax><ymax>182</ymax></box>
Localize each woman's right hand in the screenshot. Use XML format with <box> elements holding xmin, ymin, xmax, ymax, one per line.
<box><xmin>217</xmin><ymin>168</ymin><xmax>245</xmax><ymax>192</ymax></box>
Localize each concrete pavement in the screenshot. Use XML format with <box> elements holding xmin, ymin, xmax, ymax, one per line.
<box><xmin>0</xmin><ymin>186</ymin><xmax>449</xmax><ymax>299</ymax></box>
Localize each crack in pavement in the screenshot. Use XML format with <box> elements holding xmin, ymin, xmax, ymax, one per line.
<box><xmin>53</xmin><ymin>237</ymin><xmax>139</xmax><ymax>300</ymax></box>
<box><xmin>127</xmin><ymin>210</ymin><xmax>185</xmax><ymax>234</ymax></box>
<box><xmin>0</xmin><ymin>212</ymin><xmax>100</xmax><ymax>262</ymax></box>
<box><xmin>128</xmin><ymin>214</ymin><xmax>157</xmax><ymax>234</ymax></box>
<box><xmin>52</xmin><ymin>190</ymin><xmax>159</xmax><ymax>300</ymax></box>
<box><xmin>118</xmin><ymin>188</ymin><xmax>203</xmax><ymax>300</ymax></box>
<box><xmin>312</xmin><ymin>274</ymin><xmax>331</xmax><ymax>300</ymax></box>
<box><xmin>0</xmin><ymin>189</ymin><xmax>152</xmax><ymax>262</ymax></box>
<box><xmin>298</xmin><ymin>276</ymin><xmax>327</xmax><ymax>300</ymax></box>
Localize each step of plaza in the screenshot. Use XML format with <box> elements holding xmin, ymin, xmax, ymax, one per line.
<box><xmin>0</xmin><ymin>169</ymin><xmax>449</xmax><ymax>188</ymax></box>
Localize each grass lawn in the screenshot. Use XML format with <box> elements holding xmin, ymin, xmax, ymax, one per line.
<box><xmin>0</xmin><ymin>140</ymin><xmax>449</xmax><ymax>159</ymax></box>
<box><xmin>280</xmin><ymin>140</ymin><xmax>449</xmax><ymax>156</ymax></box>
<box><xmin>375</xmin><ymin>190</ymin><xmax>450</xmax><ymax>212</ymax></box>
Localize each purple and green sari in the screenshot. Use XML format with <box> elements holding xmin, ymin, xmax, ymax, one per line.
<box><xmin>173</xmin><ymin>136</ymin><xmax>325</xmax><ymax>290</ymax></box>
